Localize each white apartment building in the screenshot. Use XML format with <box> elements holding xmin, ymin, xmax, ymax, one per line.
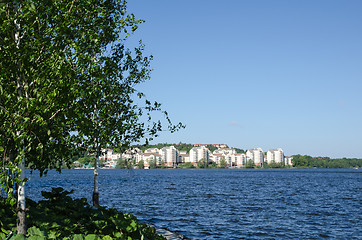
<box><xmin>211</xmin><ymin>148</ymin><xmax>245</xmax><ymax>167</ymax></box>
<box><xmin>144</xmin><ymin>148</ymin><xmax>160</xmax><ymax>154</ymax></box>
<box><xmin>99</xmin><ymin>148</ymin><xmax>121</xmax><ymax>168</ymax></box>
<box><xmin>178</xmin><ymin>151</ymin><xmax>189</xmax><ymax>163</ymax></box>
<box><xmin>97</xmin><ymin>146</ymin><xmax>290</xmax><ymax>168</ymax></box>
<box><xmin>284</xmin><ymin>156</ymin><xmax>293</xmax><ymax>166</ymax></box>
<box><xmin>122</xmin><ymin>148</ymin><xmax>142</xmax><ymax>161</ymax></box>
<box><xmin>189</xmin><ymin>146</ymin><xmax>210</xmax><ymax>164</ymax></box>
<box><xmin>160</xmin><ymin>146</ymin><xmax>179</xmax><ymax>167</ymax></box>
<box><xmin>266</xmin><ymin>148</ymin><xmax>284</xmax><ymax>164</ymax></box>
<box><xmin>214</xmin><ymin>153</ymin><xmax>246</xmax><ymax>167</ymax></box>
<box><xmin>213</xmin><ymin>148</ymin><xmax>236</xmax><ymax>155</ymax></box>
<box><xmin>137</xmin><ymin>152</ymin><xmax>162</xmax><ymax>167</ymax></box>
<box><xmin>234</xmin><ymin>153</ymin><xmax>247</xmax><ymax>167</ymax></box>
<box><xmin>132</xmin><ymin>148</ymin><xmax>163</xmax><ymax>166</ymax></box>
<box><xmin>246</xmin><ymin>148</ymin><xmax>264</xmax><ymax>166</ymax></box>
<box><xmin>210</xmin><ymin>153</ymin><xmax>224</xmax><ymax>165</ymax></box>
<box><xmin>99</xmin><ymin>148</ymin><xmax>121</xmax><ymax>161</ymax></box>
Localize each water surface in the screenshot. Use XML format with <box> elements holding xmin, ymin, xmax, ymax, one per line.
<box><xmin>27</xmin><ymin>168</ymin><xmax>361</xmax><ymax>239</ymax></box>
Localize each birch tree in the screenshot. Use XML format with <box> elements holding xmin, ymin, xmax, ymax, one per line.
<box><xmin>75</xmin><ymin>42</ymin><xmax>183</xmax><ymax>207</ymax></box>
<box><xmin>0</xmin><ymin>1</ymin><xmax>81</xmax><ymax>234</ymax></box>
<box><xmin>1</xmin><ymin>0</ymin><xmax>183</xmax><ymax>234</ymax></box>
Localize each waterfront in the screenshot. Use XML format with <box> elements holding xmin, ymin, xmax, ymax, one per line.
<box><xmin>26</xmin><ymin>168</ymin><xmax>361</xmax><ymax>239</ymax></box>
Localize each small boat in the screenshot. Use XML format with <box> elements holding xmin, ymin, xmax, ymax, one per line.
<box><xmin>144</xmin><ymin>166</ymin><xmax>149</xmax><ymax>169</ymax></box>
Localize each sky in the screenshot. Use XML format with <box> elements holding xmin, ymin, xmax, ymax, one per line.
<box><xmin>125</xmin><ymin>0</ymin><xmax>362</xmax><ymax>158</ymax></box>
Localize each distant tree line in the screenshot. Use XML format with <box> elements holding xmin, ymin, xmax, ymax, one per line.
<box><xmin>292</xmin><ymin>155</ymin><xmax>362</xmax><ymax>168</ymax></box>
<box><xmin>132</xmin><ymin>142</ymin><xmax>196</xmax><ymax>153</ymax></box>
<box><xmin>131</xmin><ymin>143</ymin><xmax>245</xmax><ymax>154</ymax></box>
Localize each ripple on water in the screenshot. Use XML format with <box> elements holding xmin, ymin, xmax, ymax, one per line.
<box><xmin>26</xmin><ymin>168</ymin><xmax>362</xmax><ymax>240</ymax></box>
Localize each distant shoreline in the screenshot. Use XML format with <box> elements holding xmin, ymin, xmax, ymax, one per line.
<box><xmin>70</xmin><ymin>166</ymin><xmax>360</xmax><ymax>170</ymax></box>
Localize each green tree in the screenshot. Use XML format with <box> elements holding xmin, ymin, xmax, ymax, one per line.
<box><xmin>234</xmin><ymin>148</ymin><xmax>245</xmax><ymax>154</ymax></box>
<box><xmin>137</xmin><ymin>160</ymin><xmax>145</xmax><ymax>169</ymax></box>
<box><xmin>219</xmin><ymin>158</ymin><xmax>228</xmax><ymax>168</ymax></box>
<box><xmin>197</xmin><ymin>158</ymin><xmax>208</xmax><ymax>168</ymax></box>
<box><xmin>0</xmin><ymin>1</ymin><xmax>87</xmax><ymax>233</ymax></box>
<box><xmin>77</xmin><ymin>153</ymin><xmax>94</xmax><ymax>167</ymax></box>
<box><xmin>178</xmin><ymin>162</ymin><xmax>195</xmax><ymax>168</ymax></box>
<box><xmin>115</xmin><ymin>158</ymin><xmax>133</xmax><ymax>169</ymax></box>
<box><xmin>205</xmin><ymin>145</ymin><xmax>218</xmax><ymax>153</ymax></box>
<box><xmin>291</xmin><ymin>155</ymin><xmax>362</xmax><ymax>168</ymax></box>
<box><xmin>1</xmin><ymin>0</ymin><xmax>183</xmax><ymax>233</ymax></box>
<box><xmin>72</xmin><ymin>14</ymin><xmax>184</xmax><ymax>206</ymax></box>
<box><xmin>292</xmin><ymin>155</ymin><xmax>312</xmax><ymax>167</ymax></box>
<box><xmin>245</xmin><ymin>159</ymin><xmax>255</xmax><ymax>168</ymax></box>
<box><xmin>148</xmin><ymin>159</ymin><xmax>157</xmax><ymax>169</ymax></box>
<box><xmin>210</xmin><ymin>162</ymin><xmax>218</xmax><ymax>168</ymax></box>
<box><xmin>264</xmin><ymin>161</ymin><xmax>284</xmax><ymax>168</ymax></box>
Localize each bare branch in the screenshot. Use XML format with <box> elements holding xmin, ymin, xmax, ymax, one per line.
<box><xmin>49</xmin><ymin>109</ymin><xmax>62</xmax><ymax>120</ymax></box>
<box><xmin>68</xmin><ymin>0</ymin><xmax>77</xmax><ymax>13</ymax></box>
<box><xmin>35</xmin><ymin>45</ymin><xmax>45</xmax><ymax>62</ymax></box>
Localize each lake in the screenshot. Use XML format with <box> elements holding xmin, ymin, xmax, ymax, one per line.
<box><xmin>26</xmin><ymin>168</ymin><xmax>361</xmax><ymax>239</ymax></box>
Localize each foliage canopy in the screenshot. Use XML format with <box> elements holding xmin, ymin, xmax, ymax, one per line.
<box><xmin>1</xmin><ymin>0</ymin><xmax>183</xmax><ymax>233</ymax></box>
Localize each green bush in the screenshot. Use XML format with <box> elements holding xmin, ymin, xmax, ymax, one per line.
<box><xmin>177</xmin><ymin>162</ymin><xmax>195</xmax><ymax>168</ymax></box>
<box><xmin>0</xmin><ymin>188</ymin><xmax>165</xmax><ymax>240</ymax></box>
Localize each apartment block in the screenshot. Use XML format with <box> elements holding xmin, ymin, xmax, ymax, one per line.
<box><xmin>246</xmin><ymin>148</ymin><xmax>264</xmax><ymax>166</ymax></box>
<box><xmin>189</xmin><ymin>146</ymin><xmax>210</xmax><ymax>164</ymax></box>
<box><xmin>160</xmin><ymin>146</ymin><xmax>179</xmax><ymax>167</ymax></box>
<box><xmin>97</xmin><ymin>145</ymin><xmax>289</xmax><ymax>169</ymax></box>
<box><xmin>266</xmin><ymin>148</ymin><xmax>284</xmax><ymax>164</ymax></box>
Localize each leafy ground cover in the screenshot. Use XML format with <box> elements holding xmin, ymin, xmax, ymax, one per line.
<box><xmin>0</xmin><ymin>188</ymin><xmax>166</xmax><ymax>240</ymax></box>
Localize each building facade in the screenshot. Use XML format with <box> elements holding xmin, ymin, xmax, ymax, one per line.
<box><xmin>266</xmin><ymin>148</ymin><xmax>284</xmax><ymax>164</ymax></box>
<box><xmin>96</xmin><ymin>145</ymin><xmax>289</xmax><ymax>168</ymax></box>
<box><xmin>189</xmin><ymin>146</ymin><xmax>210</xmax><ymax>164</ymax></box>
<box><xmin>246</xmin><ymin>148</ymin><xmax>264</xmax><ymax>166</ymax></box>
<box><xmin>160</xmin><ymin>146</ymin><xmax>179</xmax><ymax>167</ymax></box>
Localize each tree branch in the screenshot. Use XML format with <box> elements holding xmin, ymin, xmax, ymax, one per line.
<box><xmin>35</xmin><ymin>45</ymin><xmax>45</xmax><ymax>63</ymax></box>
<box><xmin>49</xmin><ymin>109</ymin><xmax>62</xmax><ymax>120</ymax></box>
<box><xmin>68</xmin><ymin>0</ymin><xmax>77</xmax><ymax>14</ymax></box>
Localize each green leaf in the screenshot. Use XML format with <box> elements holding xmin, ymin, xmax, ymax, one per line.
<box><xmin>1</xmin><ymin>228</ymin><xmax>10</xmax><ymax>234</ymax></box>
<box><xmin>101</xmin><ymin>236</ymin><xmax>113</xmax><ymax>240</ymax></box>
<box><xmin>84</xmin><ymin>234</ymin><xmax>99</xmax><ymax>240</ymax></box>
<box><xmin>126</xmin><ymin>220</ymin><xmax>137</xmax><ymax>232</ymax></box>
<box><xmin>13</xmin><ymin>234</ymin><xmax>26</xmax><ymax>240</ymax></box>
<box><xmin>51</xmin><ymin>222</ymin><xmax>61</xmax><ymax>228</ymax></box>
<box><xmin>27</xmin><ymin>236</ymin><xmax>46</xmax><ymax>240</ymax></box>
<box><xmin>9</xmin><ymin>198</ymin><xmax>17</xmax><ymax>207</ymax></box>
<box><xmin>27</xmin><ymin>226</ymin><xmax>44</xmax><ymax>236</ymax></box>
<box><xmin>113</xmin><ymin>232</ymin><xmax>122</xmax><ymax>238</ymax></box>
<box><xmin>47</xmin><ymin>231</ymin><xmax>58</xmax><ymax>239</ymax></box>
<box><xmin>71</xmin><ymin>234</ymin><xmax>84</xmax><ymax>240</ymax></box>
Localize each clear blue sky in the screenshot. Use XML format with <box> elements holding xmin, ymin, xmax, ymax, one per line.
<box><xmin>126</xmin><ymin>0</ymin><xmax>362</xmax><ymax>158</ymax></box>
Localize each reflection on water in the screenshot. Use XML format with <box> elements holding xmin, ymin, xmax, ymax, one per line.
<box><xmin>27</xmin><ymin>168</ymin><xmax>362</xmax><ymax>239</ymax></box>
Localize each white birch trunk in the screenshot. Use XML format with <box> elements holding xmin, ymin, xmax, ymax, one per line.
<box><xmin>93</xmin><ymin>140</ymin><xmax>100</xmax><ymax>207</ymax></box>
<box><xmin>17</xmin><ymin>157</ymin><xmax>26</xmax><ymax>235</ymax></box>
<box><xmin>92</xmin><ymin>104</ymin><xmax>100</xmax><ymax>207</ymax></box>
<box><xmin>14</xmin><ymin>8</ymin><xmax>27</xmax><ymax>234</ymax></box>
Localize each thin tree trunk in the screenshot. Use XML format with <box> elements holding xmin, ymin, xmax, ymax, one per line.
<box><xmin>93</xmin><ymin>151</ymin><xmax>99</xmax><ymax>207</ymax></box>
<box><xmin>17</xmin><ymin>157</ymin><xmax>26</xmax><ymax>235</ymax></box>
<box><xmin>14</xmin><ymin>6</ymin><xmax>27</xmax><ymax>234</ymax></box>
<box><xmin>92</xmin><ymin>102</ymin><xmax>100</xmax><ymax>207</ymax></box>
<box><xmin>92</xmin><ymin>139</ymin><xmax>100</xmax><ymax>207</ymax></box>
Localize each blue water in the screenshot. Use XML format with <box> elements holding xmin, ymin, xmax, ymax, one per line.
<box><xmin>26</xmin><ymin>168</ymin><xmax>361</xmax><ymax>239</ymax></box>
